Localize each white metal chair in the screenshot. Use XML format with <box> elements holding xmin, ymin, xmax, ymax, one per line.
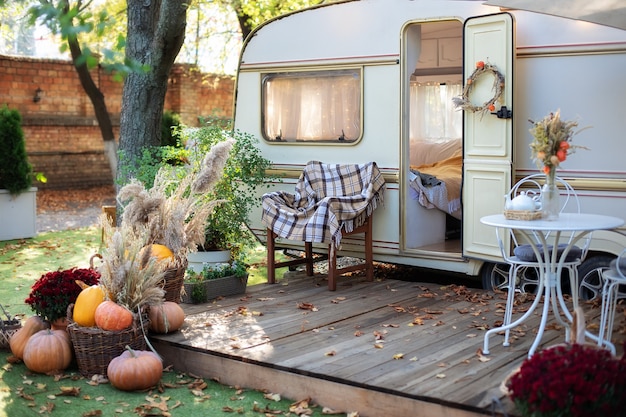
<box><xmin>486</xmin><ymin>174</ymin><xmax>591</xmax><ymax>349</ymax></box>
<box><xmin>597</xmin><ymin>248</ymin><xmax>626</xmax><ymax>355</ymax></box>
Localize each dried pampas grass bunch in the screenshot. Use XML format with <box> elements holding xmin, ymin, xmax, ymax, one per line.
<box><xmin>99</xmin><ymin>218</ymin><xmax>166</xmax><ymax>312</ymax></box>
<box><xmin>116</xmin><ymin>138</ymin><xmax>235</xmax><ymax>266</ymax></box>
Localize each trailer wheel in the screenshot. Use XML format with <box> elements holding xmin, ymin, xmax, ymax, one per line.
<box><xmin>577</xmin><ymin>255</ymin><xmax>614</xmax><ymax>301</ymax></box>
<box><xmin>481</xmin><ymin>262</ymin><xmax>507</xmax><ymax>291</ymax></box>
<box><xmin>481</xmin><ymin>262</ymin><xmax>540</xmax><ymax>293</ymax></box>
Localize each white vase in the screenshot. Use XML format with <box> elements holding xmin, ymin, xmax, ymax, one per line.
<box><xmin>186</xmin><ymin>249</ymin><xmax>231</xmax><ymax>273</ymax></box>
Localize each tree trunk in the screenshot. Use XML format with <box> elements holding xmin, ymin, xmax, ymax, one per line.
<box><xmin>118</xmin><ymin>0</ymin><xmax>188</xmax><ymax>183</ymax></box>
<box><xmin>67</xmin><ymin>24</ymin><xmax>118</xmax><ymax>181</ymax></box>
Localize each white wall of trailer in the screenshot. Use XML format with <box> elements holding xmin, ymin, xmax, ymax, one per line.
<box><xmin>235</xmin><ymin>0</ymin><xmax>626</xmax><ymax>282</ymax></box>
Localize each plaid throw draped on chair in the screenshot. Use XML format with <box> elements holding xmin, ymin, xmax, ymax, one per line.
<box><xmin>262</xmin><ymin>161</ymin><xmax>385</xmax><ymax>246</ymax></box>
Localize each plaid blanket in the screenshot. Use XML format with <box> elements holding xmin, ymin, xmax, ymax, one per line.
<box><xmin>262</xmin><ymin>161</ymin><xmax>385</xmax><ymax>245</ymax></box>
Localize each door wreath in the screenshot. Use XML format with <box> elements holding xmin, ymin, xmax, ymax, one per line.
<box><xmin>452</xmin><ymin>61</ymin><xmax>505</xmax><ymax>117</ymax></box>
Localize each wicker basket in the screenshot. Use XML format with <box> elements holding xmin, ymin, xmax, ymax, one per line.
<box><xmin>0</xmin><ymin>304</ymin><xmax>21</xmax><ymax>350</ymax></box>
<box><xmin>161</xmin><ymin>261</ymin><xmax>187</xmax><ymax>303</ymax></box>
<box><xmin>66</xmin><ymin>304</ymin><xmax>149</xmax><ymax>377</ymax></box>
<box><xmin>504</xmin><ymin>209</ymin><xmax>543</xmax><ymax>221</ymax></box>
<box><xmin>0</xmin><ymin>319</ymin><xmax>21</xmax><ymax>350</ymax></box>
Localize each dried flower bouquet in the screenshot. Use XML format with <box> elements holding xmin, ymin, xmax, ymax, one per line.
<box><xmin>116</xmin><ymin>138</ymin><xmax>235</xmax><ymax>267</ymax></box>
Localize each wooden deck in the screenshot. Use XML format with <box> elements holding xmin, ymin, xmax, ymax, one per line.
<box><xmin>150</xmin><ymin>270</ymin><xmax>623</xmax><ymax>417</ymax></box>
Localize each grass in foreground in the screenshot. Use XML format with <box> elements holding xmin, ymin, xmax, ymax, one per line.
<box><xmin>0</xmin><ymin>227</ymin><xmax>328</xmax><ymax>417</ymax></box>
<box><xmin>0</xmin><ymin>350</ymin><xmax>330</xmax><ymax>417</ymax></box>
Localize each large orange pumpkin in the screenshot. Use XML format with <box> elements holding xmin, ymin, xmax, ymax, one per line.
<box><xmin>94</xmin><ymin>301</ymin><xmax>134</xmax><ymax>331</ymax></box>
<box><xmin>148</xmin><ymin>302</ymin><xmax>185</xmax><ymax>334</ymax></box>
<box><xmin>23</xmin><ymin>329</ymin><xmax>72</xmax><ymax>374</ymax></box>
<box><xmin>9</xmin><ymin>316</ymin><xmax>49</xmax><ymax>360</ymax></box>
<box><xmin>107</xmin><ymin>346</ymin><xmax>163</xmax><ymax>391</ymax></box>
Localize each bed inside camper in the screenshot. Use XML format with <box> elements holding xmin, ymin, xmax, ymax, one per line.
<box><xmin>403</xmin><ymin>19</ymin><xmax>464</xmax><ymax>250</ymax></box>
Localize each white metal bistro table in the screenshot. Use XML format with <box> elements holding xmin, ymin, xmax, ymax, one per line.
<box><xmin>480</xmin><ymin>213</ymin><xmax>624</xmax><ymax>357</ymax></box>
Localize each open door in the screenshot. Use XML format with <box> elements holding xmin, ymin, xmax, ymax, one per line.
<box><xmin>462</xmin><ymin>13</ymin><xmax>514</xmax><ymax>262</ymax></box>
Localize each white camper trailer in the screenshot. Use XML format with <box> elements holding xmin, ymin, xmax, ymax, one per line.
<box><xmin>233</xmin><ymin>0</ymin><xmax>626</xmax><ymax>294</ymax></box>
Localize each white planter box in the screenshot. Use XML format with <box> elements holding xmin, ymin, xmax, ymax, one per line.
<box><xmin>0</xmin><ymin>187</ymin><xmax>37</xmax><ymax>240</ymax></box>
<box><xmin>187</xmin><ymin>249</ymin><xmax>231</xmax><ymax>273</ymax></box>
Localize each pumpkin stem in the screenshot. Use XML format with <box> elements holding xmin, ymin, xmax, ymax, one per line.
<box><xmin>75</xmin><ymin>280</ymin><xmax>89</xmax><ymax>290</ymax></box>
<box><xmin>125</xmin><ymin>345</ymin><xmax>137</xmax><ymax>358</ymax></box>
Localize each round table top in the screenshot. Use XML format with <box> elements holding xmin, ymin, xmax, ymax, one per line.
<box><xmin>480</xmin><ymin>213</ymin><xmax>624</xmax><ymax>232</ymax></box>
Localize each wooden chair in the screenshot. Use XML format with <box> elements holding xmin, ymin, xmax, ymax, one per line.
<box><xmin>262</xmin><ymin>161</ymin><xmax>384</xmax><ymax>291</ymax></box>
<box><xmin>266</xmin><ymin>214</ymin><xmax>374</xmax><ymax>291</ymax></box>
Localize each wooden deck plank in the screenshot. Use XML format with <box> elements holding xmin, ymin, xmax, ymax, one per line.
<box><xmin>151</xmin><ymin>270</ymin><xmax>625</xmax><ymax>417</ymax></box>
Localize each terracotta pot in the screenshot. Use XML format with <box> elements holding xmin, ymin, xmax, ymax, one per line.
<box><xmin>51</xmin><ymin>317</ymin><xmax>69</xmax><ymax>331</ymax></box>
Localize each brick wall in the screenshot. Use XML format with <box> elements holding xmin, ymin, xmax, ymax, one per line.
<box><xmin>0</xmin><ymin>55</ymin><xmax>235</xmax><ymax>189</ymax></box>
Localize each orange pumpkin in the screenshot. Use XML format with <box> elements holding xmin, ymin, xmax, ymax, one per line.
<box><xmin>107</xmin><ymin>346</ymin><xmax>163</xmax><ymax>391</ymax></box>
<box><xmin>94</xmin><ymin>301</ymin><xmax>134</xmax><ymax>331</ymax></box>
<box><xmin>9</xmin><ymin>316</ymin><xmax>49</xmax><ymax>360</ymax></box>
<box><xmin>148</xmin><ymin>302</ymin><xmax>185</xmax><ymax>334</ymax></box>
<box><xmin>23</xmin><ymin>329</ymin><xmax>72</xmax><ymax>374</ymax></box>
<box><xmin>142</xmin><ymin>244</ymin><xmax>174</xmax><ymax>262</ymax></box>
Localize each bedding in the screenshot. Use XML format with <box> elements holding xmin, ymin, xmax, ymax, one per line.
<box><xmin>409</xmin><ymin>149</ymin><xmax>462</xmax><ymax>220</ymax></box>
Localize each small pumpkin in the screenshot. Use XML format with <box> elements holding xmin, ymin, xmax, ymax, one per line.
<box><xmin>23</xmin><ymin>329</ymin><xmax>72</xmax><ymax>374</ymax></box>
<box><xmin>73</xmin><ymin>281</ymin><xmax>106</xmax><ymax>327</ymax></box>
<box><xmin>148</xmin><ymin>302</ymin><xmax>185</xmax><ymax>334</ymax></box>
<box><xmin>9</xmin><ymin>316</ymin><xmax>49</xmax><ymax>360</ymax></box>
<box><xmin>107</xmin><ymin>346</ymin><xmax>163</xmax><ymax>391</ymax></box>
<box><xmin>141</xmin><ymin>244</ymin><xmax>174</xmax><ymax>263</ymax></box>
<box><xmin>94</xmin><ymin>301</ymin><xmax>134</xmax><ymax>331</ymax></box>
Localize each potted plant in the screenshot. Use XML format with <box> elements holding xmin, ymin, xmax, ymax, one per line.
<box><xmin>505</xmin><ymin>342</ymin><xmax>626</xmax><ymax>417</ymax></box>
<box><xmin>181</xmin><ymin>260</ymin><xmax>248</xmax><ymax>304</ymax></box>
<box><xmin>25</xmin><ymin>267</ymin><xmax>100</xmax><ymax>329</ymax></box>
<box><xmin>0</xmin><ymin>105</ymin><xmax>45</xmax><ymax>240</ymax></box>
<box><xmin>181</xmin><ymin>118</ymin><xmax>273</xmax><ymax>267</ymax></box>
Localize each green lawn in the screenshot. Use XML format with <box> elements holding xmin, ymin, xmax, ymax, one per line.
<box><xmin>0</xmin><ymin>227</ymin><xmax>330</xmax><ymax>417</ymax></box>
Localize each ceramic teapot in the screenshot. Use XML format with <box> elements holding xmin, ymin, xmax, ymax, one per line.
<box><xmin>506</xmin><ymin>191</ymin><xmax>536</xmax><ymax>211</ymax></box>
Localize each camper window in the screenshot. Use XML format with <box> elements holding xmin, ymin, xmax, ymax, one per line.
<box><xmin>409</xmin><ymin>81</ymin><xmax>462</xmax><ymax>143</ymax></box>
<box><xmin>261</xmin><ymin>69</ymin><xmax>362</xmax><ymax>143</ymax></box>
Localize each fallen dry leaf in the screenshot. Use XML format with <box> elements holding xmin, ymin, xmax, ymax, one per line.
<box><xmin>290</xmin><ymin>397</ymin><xmax>313</xmax><ymax>415</ymax></box>
<box><xmin>392</xmin><ymin>353</ymin><xmax>404</xmax><ymax>360</ymax></box>
<box><xmin>476</xmin><ymin>348</ymin><xmax>491</xmax><ymax>362</ymax></box>
<box><xmin>264</xmin><ymin>392</ymin><xmax>281</xmax><ymax>401</ymax></box>
<box><xmin>298</xmin><ymin>302</ymin><xmax>318</xmax><ymax>311</ymax></box>
<box><xmin>58</xmin><ymin>386</ymin><xmax>80</xmax><ymax>396</ymax></box>
<box><xmin>325</xmin><ymin>350</ymin><xmax>336</xmax><ymax>356</ymax></box>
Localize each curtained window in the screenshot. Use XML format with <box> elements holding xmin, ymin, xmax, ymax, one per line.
<box><xmin>262</xmin><ymin>69</ymin><xmax>361</xmax><ymax>142</ymax></box>
<box><xmin>409</xmin><ymin>81</ymin><xmax>462</xmax><ymax>142</ymax></box>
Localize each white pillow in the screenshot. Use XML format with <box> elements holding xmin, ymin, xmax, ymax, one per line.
<box><xmin>409</xmin><ymin>138</ymin><xmax>461</xmax><ymax>166</ymax></box>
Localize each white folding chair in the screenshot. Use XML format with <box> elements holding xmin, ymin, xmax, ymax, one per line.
<box><xmin>488</xmin><ymin>174</ymin><xmax>591</xmax><ymax>348</ymax></box>
<box><xmin>597</xmin><ymin>248</ymin><xmax>626</xmax><ymax>355</ymax></box>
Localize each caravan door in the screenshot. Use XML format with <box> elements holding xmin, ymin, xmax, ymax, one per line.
<box><xmin>462</xmin><ymin>13</ymin><xmax>514</xmax><ymax>262</ymax></box>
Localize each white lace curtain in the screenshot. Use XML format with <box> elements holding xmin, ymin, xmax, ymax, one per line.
<box><xmin>264</xmin><ymin>71</ymin><xmax>361</xmax><ymax>141</ymax></box>
<box><xmin>409</xmin><ymin>82</ymin><xmax>462</xmax><ymax>142</ymax></box>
